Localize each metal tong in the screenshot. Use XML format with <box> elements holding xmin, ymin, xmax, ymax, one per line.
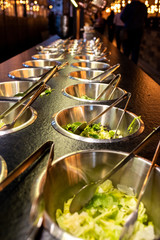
<box><xmin>0</xmin><ymin>141</ymin><xmax>53</xmax><ymax>191</ymax></box>
<box><xmin>119</xmin><ymin>140</ymin><xmax>160</xmax><ymax>240</ymax></box>
<box><xmin>70</xmin><ymin>126</ymin><xmax>160</xmax><ymax>213</ymax></box>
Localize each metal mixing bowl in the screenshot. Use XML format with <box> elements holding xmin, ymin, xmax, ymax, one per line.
<box><xmin>0</xmin><ymin>101</ymin><xmax>37</xmax><ymax>136</ymax></box>
<box><xmin>71</xmin><ymin>61</ymin><xmax>110</xmax><ymax>70</ymax></box>
<box><xmin>23</xmin><ymin>60</ymin><xmax>61</xmax><ymax>69</ymax></box>
<box><xmin>0</xmin><ymin>81</ymin><xmax>51</xmax><ymax>100</ymax></box>
<box><xmin>8</xmin><ymin>68</ymin><xmax>48</xmax><ymax>81</ymax></box>
<box><xmin>62</xmin><ymin>83</ymin><xmax>126</xmax><ymax>104</ymax></box>
<box><xmin>32</xmin><ymin>53</ymin><xmax>65</xmax><ymax>61</ymax></box>
<box><xmin>74</xmin><ymin>55</ymin><xmax>108</xmax><ymax>62</ymax></box>
<box><xmin>52</xmin><ymin>104</ymin><xmax>144</xmax><ymax>143</ymax></box>
<box><xmin>68</xmin><ymin>70</ymin><xmax>114</xmax><ymax>83</ymax></box>
<box><xmin>32</xmin><ymin>150</ymin><xmax>160</xmax><ymax>239</ymax></box>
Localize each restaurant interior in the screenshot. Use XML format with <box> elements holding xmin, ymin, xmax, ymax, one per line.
<box><xmin>0</xmin><ymin>0</ymin><xmax>160</xmax><ymax>240</ymax></box>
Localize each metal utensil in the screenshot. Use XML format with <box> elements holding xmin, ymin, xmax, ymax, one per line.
<box><xmin>73</xmin><ymin>92</ymin><xmax>129</xmax><ymax>135</ymax></box>
<box><xmin>0</xmin><ymin>141</ymin><xmax>53</xmax><ymax>191</ymax></box>
<box><xmin>119</xmin><ymin>140</ymin><xmax>160</xmax><ymax>240</ymax></box>
<box><xmin>90</xmin><ymin>63</ymin><xmax>120</xmax><ymax>82</ymax></box>
<box><xmin>95</xmin><ymin>74</ymin><xmax>121</xmax><ymax>101</ymax></box>
<box><xmin>0</xmin><ymin>83</ymin><xmax>46</xmax><ymax>131</ymax></box>
<box><xmin>27</xmin><ymin>142</ymin><xmax>55</xmax><ymax>240</ymax></box>
<box><xmin>70</xmin><ymin>126</ymin><xmax>160</xmax><ymax>213</ymax></box>
<box><xmin>0</xmin><ymin>66</ymin><xmax>58</xmax><ymax>120</ymax></box>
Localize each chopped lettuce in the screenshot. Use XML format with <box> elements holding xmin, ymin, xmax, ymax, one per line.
<box><xmin>63</xmin><ymin>122</ymin><xmax>122</xmax><ymax>139</ymax></box>
<box><xmin>56</xmin><ymin>180</ymin><xmax>156</xmax><ymax>240</ymax></box>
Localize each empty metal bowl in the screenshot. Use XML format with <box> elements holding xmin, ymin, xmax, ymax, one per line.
<box><xmin>62</xmin><ymin>83</ymin><xmax>126</xmax><ymax>104</ymax></box>
<box><xmin>52</xmin><ymin>104</ymin><xmax>144</xmax><ymax>143</ymax></box>
<box><xmin>0</xmin><ymin>101</ymin><xmax>37</xmax><ymax>136</ymax></box>
<box><xmin>68</xmin><ymin>70</ymin><xmax>114</xmax><ymax>83</ymax></box>
<box><xmin>71</xmin><ymin>61</ymin><xmax>110</xmax><ymax>70</ymax></box>
<box><xmin>0</xmin><ymin>155</ymin><xmax>7</xmax><ymax>183</ymax></box>
<box><xmin>23</xmin><ymin>60</ymin><xmax>61</xmax><ymax>69</ymax></box>
<box><xmin>74</xmin><ymin>55</ymin><xmax>108</xmax><ymax>62</ymax></box>
<box><xmin>32</xmin><ymin>150</ymin><xmax>160</xmax><ymax>239</ymax></box>
<box><xmin>32</xmin><ymin>53</ymin><xmax>65</xmax><ymax>61</ymax></box>
<box><xmin>8</xmin><ymin>68</ymin><xmax>48</xmax><ymax>81</ymax></box>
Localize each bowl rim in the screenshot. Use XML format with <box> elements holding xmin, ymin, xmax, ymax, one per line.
<box><xmin>52</xmin><ymin>104</ymin><xmax>145</xmax><ymax>143</ymax></box>
<box><xmin>62</xmin><ymin>82</ymin><xmax>126</xmax><ymax>104</ymax></box>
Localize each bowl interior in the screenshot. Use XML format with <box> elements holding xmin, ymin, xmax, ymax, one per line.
<box><xmin>63</xmin><ymin>83</ymin><xmax>126</xmax><ymax>103</ymax></box>
<box><xmin>0</xmin><ymin>81</ymin><xmax>33</xmax><ymax>100</ymax></box>
<box><xmin>52</xmin><ymin>105</ymin><xmax>144</xmax><ymax>143</ymax></box>
<box><xmin>8</xmin><ymin>68</ymin><xmax>48</xmax><ymax>81</ymax></box>
<box><xmin>36</xmin><ymin>150</ymin><xmax>160</xmax><ymax>236</ymax></box>
<box><xmin>23</xmin><ymin>60</ymin><xmax>61</xmax><ymax>68</ymax></box>
<box><xmin>68</xmin><ymin>70</ymin><xmax>114</xmax><ymax>83</ymax></box>
<box><xmin>0</xmin><ymin>101</ymin><xmax>37</xmax><ymax>135</ymax></box>
<box><xmin>32</xmin><ymin>53</ymin><xmax>64</xmax><ymax>60</ymax></box>
<box><xmin>71</xmin><ymin>61</ymin><xmax>110</xmax><ymax>70</ymax></box>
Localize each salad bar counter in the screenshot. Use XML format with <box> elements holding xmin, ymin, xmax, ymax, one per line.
<box><xmin>0</xmin><ymin>35</ymin><xmax>160</xmax><ymax>240</ymax></box>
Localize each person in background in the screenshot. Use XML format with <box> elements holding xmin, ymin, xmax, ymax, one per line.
<box><xmin>113</xmin><ymin>8</ymin><xmax>125</xmax><ymax>51</ymax></box>
<box><xmin>120</xmin><ymin>0</ymin><xmax>147</xmax><ymax>64</ymax></box>
<box><xmin>93</xmin><ymin>11</ymin><xmax>106</xmax><ymax>38</ymax></box>
<box><xmin>106</xmin><ymin>10</ymin><xmax>115</xmax><ymax>43</ymax></box>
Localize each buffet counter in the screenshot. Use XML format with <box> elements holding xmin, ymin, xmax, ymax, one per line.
<box><xmin>0</xmin><ymin>35</ymin><xmax>160</xmax><ymax>240</ymax></box>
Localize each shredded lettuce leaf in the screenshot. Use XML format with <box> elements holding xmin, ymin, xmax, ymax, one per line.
<box><xmin>56</xmin><ymin>180</ymin><xmax>156</xmax><ymax>240</ymax></box>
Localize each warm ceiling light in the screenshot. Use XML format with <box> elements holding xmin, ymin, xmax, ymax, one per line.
<box><xmin>70</xmin><ymin>0</ymin><xmax>78</xmax><ymax>8</ymax></box>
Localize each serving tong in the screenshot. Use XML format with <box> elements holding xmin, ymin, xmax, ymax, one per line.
<box><xmin>74</xmin><ymin>91</ymin><xmax>131</xmax><ymax>135</ymax></box>
<box><xmin>70</xmin><ymin>126</ymin><xmax>160</xmax><ymax>213</ymax></box>
<box><xmin>0</xmin><ymin>141</ymin><xmax>53</xmax><ymax>191</ymax></box>
<box><xmin>0</xmin><ymin>62</ymin><xmax>68</xmax><ymax>131</ymax></box>
<box><xmin>120</xmin><ymin>140</ymin><xmax>160</xmax><ymax>240</ymax></box>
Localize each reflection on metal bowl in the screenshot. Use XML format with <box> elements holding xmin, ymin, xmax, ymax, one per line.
<box><xmin>74</xmin><ymin>55</ymin><xmax>108</xmax><ymax>62</ymax></box>
<box><xmin>71</xmin><ymin>61</ymin><xmax>110</xmax><ymax>70</ymax></box>
<box><xmin>32</xmin><ymin>53</ymin><xmax>65</xmax><ymax>61</ymax></box>
<box><xmin>33</xmin><ymin>150</ymin><xmax>160</xmax><ymax>239</ymax></box>
<box><xmin>8</xmin><ymin>68</ymin><xmax>48</xmax><ymax>81</ymax></box>
<box><xmin>23</xmin><ymin>60</ymin><xmax>61</xmax><ymax>69</ymax></box>
<box><xmin>62</xmin><ymin>83</ymin><xmax>126</xmax><ymax>104</ymax></box>
<box><xmin>68</xmin><ymin>70</ymin><xmax>114</xmax><ymax>83</ymax></box>
<box><xmin>52</xmin><ymin>104</ymin><xmax>144</xmax><ymax>143</ymax></box>
<box><xmin>0</xmin><ymin>81</ymin><xmax>51</xmax><ymax>101</ymax></box>
<box><xmin>0</xmin><ymin>156</ymin><xmax>7</xmax><ymax>183</ymax></box>
<box><xmin>0</xmin><ymin>101</ymin><xmax>37</xmax><ymax>136</ymax></box>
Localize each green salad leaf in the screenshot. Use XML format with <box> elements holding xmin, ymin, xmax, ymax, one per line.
<box><xmin>56</xmin><ymin>180</ymin><xmax>155</xmax><ymax>240</ymax></box>
<box><xmin>127</xmin><ymin>116</ymin><xmax>141</xmax><ymax>134</ymax></box>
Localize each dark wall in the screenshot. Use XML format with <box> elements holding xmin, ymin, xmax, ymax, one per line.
<box><xmin>0</xmin><ymin>15</ymin><xmax>49</xmax><ymax>63</ymax></box>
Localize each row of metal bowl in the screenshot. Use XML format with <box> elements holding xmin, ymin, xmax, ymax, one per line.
<box><xmin>1</xmin><ymin>38</ymin><xmax>159</xmax><ymax>239</ymax></box>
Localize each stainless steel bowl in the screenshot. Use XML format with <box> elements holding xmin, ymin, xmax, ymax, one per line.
<box><xmin>0</xmin><ymin>81</ymin><xmax>34</xmax><ymax>100</ymax></box>
<box><xmin>71</xmin><ymin>61</ymin><xmax>110</xmax><ymax>70</ymax></box>
<box><xmin>0</xmin><ymin>81</ymin><xmax>51</xmax><ymax>100</ymax></box>
<box><xmin>23</xmin><ymin>60</ymin><xmax>61</xmax><ymax>69</ymax></box>
<box><xmin>8</xmin><ymin>68</ymin><xmax>48</xmax><ymax>81</ymax></box>
<box><xmin>32</xmin><ymin>53</ymin><xmax>65</xmax><ymax>61</ymax></box>
<box><xmin>62</xmin><ymin>83</ymin><xmax>126</xmax><ymax>104</ymax></box>
<box><xmin>33</xmin><ymin>150</ymin><xmax>160</xmax><ymax>239</ymax></box>
<box><xmin>52</xmin><ymin>104</ymin><xmax>144</xmax><ymax>143</ymax></box>
<box><xmin>0</xmin><ymin>155</ymin><xmax>7</xmax><ymax>183</ymax></box>
<box><xmin>0</xmin><ymin>101</ymin><xmax>37</xmax><ymax>136</ymax></box>
<box><xmin>74</xmin><ymin>55</ymin><xmax>108</xmax><ymax>62</ymax></box>
<box><xmin>68</xmin><ymin>70</ymin><xmax>115</xmax><ymax>83</ymax></box>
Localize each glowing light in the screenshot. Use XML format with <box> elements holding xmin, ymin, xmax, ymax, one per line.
<box><xmin>49</xmin><ymin>5</ymin><xmax>53</xmax><ymax>9</ymax></box>
<box><xmin>70</xmin><ymin>0</ymin><xmax>78</xmax><ymax>8</ymax></box>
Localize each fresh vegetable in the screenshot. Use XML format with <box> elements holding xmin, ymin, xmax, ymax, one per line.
<box><xmin>128</xmin><ymin>116</ymin><xmax>141</xmax><ymax>134</ymax></box>
<box><xmin>63</xmin><ymin>122</ymin><xmax>122</xmax><ymax>139</ymax></box>
<box><xmin>80</xmin><ymin>95</ymin><xmax>95</xmax><ymax>100</ymax></box>
<box><xmin>56</xmin><ymin>180</ymin><xmax>156</xmax><ymax>240</ymax></box>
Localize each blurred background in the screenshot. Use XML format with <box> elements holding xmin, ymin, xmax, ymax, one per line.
<box><xmin>0</xmin><ymin>0</ymin><xmax>159</xmax><ymax>82</ymax></box>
